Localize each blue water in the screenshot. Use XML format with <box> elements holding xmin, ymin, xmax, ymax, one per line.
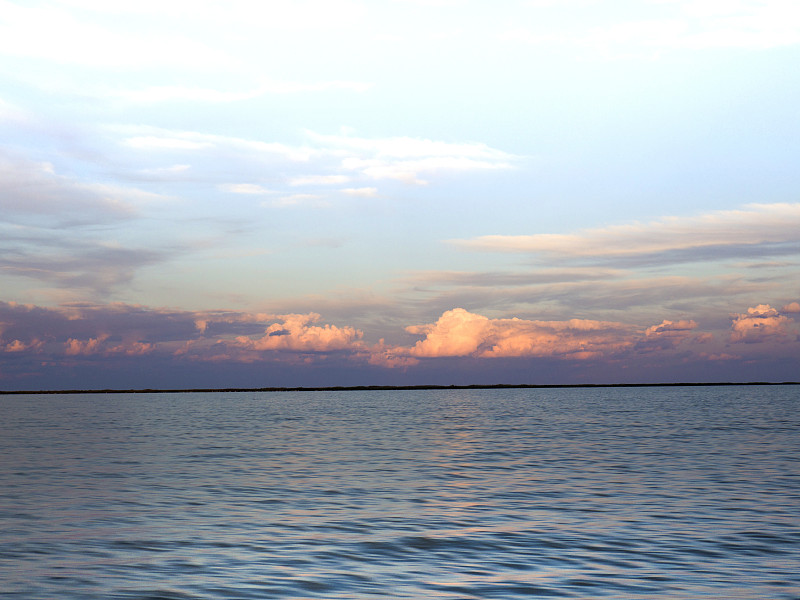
<box><xmin>1</xmin><ymin>386</ymin><xmax>798</xmax><ymax>599</ymax></box>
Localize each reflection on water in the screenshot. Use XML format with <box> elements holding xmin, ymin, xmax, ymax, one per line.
<box><xmin>1</xmin><ymin>386</ymin><xmax>798</xmax><ymax>599</ymax></box>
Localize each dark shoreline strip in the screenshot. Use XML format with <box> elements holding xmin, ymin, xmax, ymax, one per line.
<box><xmin>1</xmin><ymin>382</ymin><xmax>798</xmax><ymax>395</ymax></box>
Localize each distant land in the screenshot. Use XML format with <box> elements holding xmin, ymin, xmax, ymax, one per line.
<box><xmin>1</xmin><ymin>382</ymin><xmax>797</xmax><ymax>394</ymax></box>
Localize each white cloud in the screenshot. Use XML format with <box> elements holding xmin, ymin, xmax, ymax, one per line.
<box><xmin>289</xmin><ymin>175</ymin><xmax>351</xmax><ymax>186</ymax></box>
<box><xmin>501</xmin><ymin>0</ymin><xmax>800</xmax><ymax>56</ymax></box>
<box><xmin>342</xmin><ymin>187</ymin><xmax>379</xmax><ymax>197</ymax></box>
<box><xmin>111</xmin><ymin>126</ymin><xmax>516</xmax><ymax>189</ymax></box>
<box><xmin>115</xmin><ymin>125</ymin><xmax>316</xmax><ymax>161</ymax></box>
<box><xmin>219</xmin><ymin>184</ymin><xmax>275</xmax><ymax>195</ymax></box>
<box><xmin>106</xmin><ymin>80</ymin><xmax>371</xmax><ymax>104</ymax></box>
<box><xmin>269</xmin><ymin>194</ymin><xmax>325</xmax><ymax>207</ymax></box>
<box><xmin>0</xmin><ymin>0</ymin><xmax>227</xmax><ymax>68</ymax></box>
<box><xmin>139</xmin><ymin>164</ymin><xmax>191</xmax><ymax>176</ymax></box>
<box><xmin>307</xmin><ymin>132</ymin><xmax>517</xmax><ymax>185</ymax></box>
<box><xmin>124</xmin><ymin>136</ymin><xmax>213</xmax><ymax>151</ymax></box>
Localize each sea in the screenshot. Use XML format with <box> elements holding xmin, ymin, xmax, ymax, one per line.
<box><xmin>0</xmin><ymin>385</ymin><xmax>798</xmax><ymax>599</ymax></box>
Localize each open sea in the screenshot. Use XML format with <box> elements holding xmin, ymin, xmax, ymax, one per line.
<box><xmin>0</xmin><ymin>385</ymin><xmax>798</xmax><ymax>599</ymax></box>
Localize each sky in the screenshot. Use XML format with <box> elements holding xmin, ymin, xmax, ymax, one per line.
<box><xmin>1</xmin><ymin>0</ymin><xmax>799</xmax><ymax>389</ymax></box>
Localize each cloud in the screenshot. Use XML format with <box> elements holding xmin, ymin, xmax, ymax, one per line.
<box><xmin>125</xmin><ymin>136</ymin><xmax>213</xmax><ymax>151</ymax></box>
<box><xmin>306</xmin><ymin>131</ymin><xmax>517</xmax><ymax>185</ymax></box>
<box><xmin>106</xmin><ymin>80</ymin><xmax>371</xmax><ymax>104</ymax></box>
<box><xmin>730</xmin><ymin>304</ymin><xmax>795</xmax><ymax>343</ymax></box>
<box><xmin>1</xmin><ymin>231</ymin><xmax>172</xmax><ymax>296</ymax></box>
<box><xmin>640</xmin><ymin>319</ymin><xmax>704</xmax><ymax>350</ymax></box>
<box><xmin>232</xmin><ymin>313</ymin><xmax>363</xmax><ymax>353</ymax></box>
<box><xmin>501</xmin><ymin>0</ymin><xmax>800</xmax><ymax>57</ymax></box>
<box><xmin>342</xmin><ymin>187</ymin><xmax>379</xmax><ymax>198</ymax></box>
<box><xmin>403</xmin><ymin>308</ymin><xmax>634</xmax><ymax>360</ymax></box>
<box><xmin>0</xmin><ymin>0</ymin><xmax>228</xmax><ymax>69</ymax></box>
<box><xmin>107</xmin><ymin>126</ymin><xmax>517</xmax><ymax>195</ymax></box>
<box><xmin>782</xmin><ymin>302</ymin><xmax>800</xmax><ymax>313</ymax></box>
<box><xmin>407</xmin><ymin>268</ymin><xmax>622</xmax><ymax>288</ymax></box>
<box><xmin>456</xmin><ymin>203</ymin><xmax>800</xmax><ymax>262</ymax></box>
<box><xmin>2</xmin><ymin>299</ymin><xmax>798</xmax><ymax>388</ymax></box>
<box><xmin>289</xmin><ymin>175</ymin><xmax>351</xmax><ymax>186</ymax></box>
<box><xmin>0</xmin><ymin>151</ymin><xmax>153</xmax><ymax>224</ymax></box>
<box><xmin>138</xmin><ymin>164</ymin><xmax>191</xmax><ymax>178</ymax></box>
<box><xmin>645</xmin><ymin>319</ymin><xmax>698</xmax><ymax>337</ymax></box>
<box><xmin>270</xmin><ymin>194</ymin><xmax>325</xmax><ymax>207</ymax></box>
<box><xmin>219</xmin><ymin>183</ymin><xmax>275</xmax><ymax>195</ymax></box>
<box><xmin>115</xmin><ymin>125</ymin><xmax>316</xmax><ymax>162</ymax></box>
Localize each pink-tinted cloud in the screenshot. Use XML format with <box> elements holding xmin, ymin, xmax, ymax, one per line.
<box><xmin>232</xmin><ymin>313</ymin><xmax>363</xmax><ymax>352</ymax></box>
<box><xmin>456</xmin><ymin>203</ymin><xmax>800</xmax><ymax>259</ymax></box>
<box><xmin>365</xmin><ymin>340</ymin><xmax>420</xmax><ymax>368</ymax></box>
<box><xmin>645</xmin><ymin>319</ymin><xmax>698</xmax><ymax>336</ymax></box>
<box><xmin>2</xmin><ymin>299</ymin><xmax>798</xmax><ymax>389</ymax></box>
<box><xmin>403</xmin><ymin>308</ymin><xmax>634</xmax><ymax>360</ymax></box>
<box><xmin>730</xmin><ymin>304</ymin><xmax>794</xmax><ymax>343</ymax></box>
<box><xmin>783</xmin><ymin>301</ymin><xmax>800</xmax><ymax>313</ymax></box>
<box><xmin>3</xmin><ymin>338</ymin><xmax>44</xmax><ymax>353</ymax></box>
<box><xmin>64</xmin><ymin>335</ymin><xmax>110</xmax><ymax>356</ymax></box>
<box><xmin>63</xmin><ymin>334</ymin><xmax>155</xmax><ymax>357</ymax></box>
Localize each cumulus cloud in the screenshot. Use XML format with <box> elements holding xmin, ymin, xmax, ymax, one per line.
<box><xmin>2</xmin><ymin>300</ymin><xmax>796</xmax><ymax>388</ymax></box>
<box><xmin>456</xmin><ymin>203</ymin><xmax>800</xmax><ymax>262</ymax></box>
<box><xmin>782</xmin><ymin>302</ymin><xmax>800</xmax><ymax>313</ymax></box>
<box><xmin>232</xmin><ymin>313</ymin><xmax>363</xmax><ymax>353</ymax></box>
<box><xmin>730</xmin><ymin>304</ymin><xmax>794</xmax><ymax>343</ymax></box>
<box><xmin>0</xmin><ymin>301</ymin><xmax>366</xmax><ymax>366</ymax></box>
<box><xmin>639</xmin><ymin>319</ymin><xmax>704</xmax><ymax>351</ymax></box>
<box><xmin>403</xmin><ymin>308</ymin><xmax>633</xmax><ymax>360</ymax></box>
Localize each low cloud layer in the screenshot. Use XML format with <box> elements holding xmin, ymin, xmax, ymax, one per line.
<box><xmin>2</xmin><ymin>300</ymin><xmax>797</xmax><ymax>388</ymax></box>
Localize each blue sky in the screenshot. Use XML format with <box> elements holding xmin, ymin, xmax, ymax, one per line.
<box><xmin>1</xmin><ymin>0</ymin><xmax>799</xmax><ymax>388</ymax></box>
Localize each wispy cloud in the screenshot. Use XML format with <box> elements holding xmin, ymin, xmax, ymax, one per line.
<box><xmin>0</xmin><ymin>0</ymin><xmax>227</xmax><ymax>68</ymax></box>
<box><xmin>342</xmin><ymin>187</ymin><xmax>379</xmax><ymax>198</ymax></box>
<box><xmin>218</xmin><ymin>183</ymin><xmax>275</xmax><ymax>195</ymax></box>
<box><xmin>1</xmin><ymin>236</ymin><xmax>169</xmax><ymax>296</ymax></box>
<box><xmin>306</xmin><ymin>131</ymin><xmax>518</xmax><ymax>185</ymax></box>
<box><xmin>107</xmin><ymin>80</ymin><xmax>371</xmax><ymax>104</ymax></box>
<box><xmin>501</xmin><ymin>0</ymin><xmax>800</xmax><ymax>57</ymax></box>
<box><xmin>455</xmin><ymin>203</ymin><xmax>800</xmax><ymax>262</ymax></box>
<box><xmin>289</xmin><ymin>175</ymin><xmax>351</xmax><ymax>186</ymax></box>
<box><xmin>0</xmin><ymin>151</ymin><xmax>151</xmax><ymax>224</ymax></box>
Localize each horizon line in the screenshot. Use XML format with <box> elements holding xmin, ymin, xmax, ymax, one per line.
<box><xmin>1</xmin><ymin>381</ymin><xmax>798</xmax><ymax>395</ymax></box>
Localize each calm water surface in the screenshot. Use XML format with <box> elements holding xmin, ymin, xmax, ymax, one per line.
<box><xmin>1</xmin><ymin>386</ymin><xmax>798</xmax><ymax>599</ymax></box>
